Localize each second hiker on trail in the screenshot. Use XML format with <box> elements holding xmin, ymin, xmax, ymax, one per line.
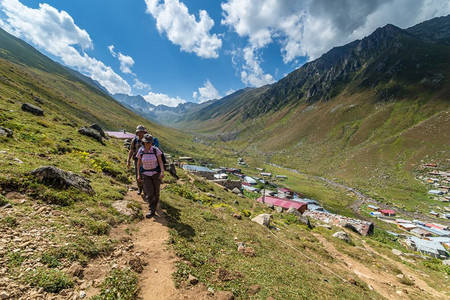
<box><xmin>127</xmin><ymin>125</ymin><xmax>147</xmax><ymax>195</ymax></box>
<box><xmin>137</xmin><ymin>133</ymin><xmax>165</xmax><ymax>219</ymax></box>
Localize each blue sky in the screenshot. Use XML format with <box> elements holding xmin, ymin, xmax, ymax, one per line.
<box><xmin>1</xmin><ymin>0</ymin><xmax>449</xmax><ymax>106</ymax></box>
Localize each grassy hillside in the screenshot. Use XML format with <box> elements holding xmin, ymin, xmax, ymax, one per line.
<box><xmin>171</xmin><ymin>22</ymin><xmax>450</xmax><ymax>218</ymax></box>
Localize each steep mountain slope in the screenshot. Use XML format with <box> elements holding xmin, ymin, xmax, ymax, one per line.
<box><xmin>173</xmin><ymin>16</ymin><xmax>450</xmax><ymax>212</ymax></box>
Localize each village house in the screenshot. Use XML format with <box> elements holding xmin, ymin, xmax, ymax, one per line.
<box><xmin>410</xmin><ymin>228</ymin><xmax>432</xmax><ymax>237</ymax></box>
<box><xmin>260</xmin><ymin>172</ymin><xmax>272</xmax><ymax>177</ymax></box>
<box><xmin>367</xmin><ymin>205</ymin><xmax>380</xmax><ymax>211</ymax></box>
<box><xmin>416</xmin><ymin>225</ymin><xmax>450</xmax><ymax>237</ymax></box>
<box><xmin>424</xmin><ymin>163</ymin><xmax>438</xmax><ymax>168</ymax></box>
<box><xmin>243</xmin><ymin>176</ymin><xmax>257</xmax><ymax>185</ymax></box>
<box><xmin>256</xmin><ymin>196</ymin><xmax>308</xmax><ymax>214</ymax></box>
<box><xmin>379</xmin><ymin>209</ymin><xmax>396</xmax><ymax>217</ymax></box>
<box><xmin>277</xmin><ymin>187</ymin><xmax>294</xmax><ymax>199</ymax></box>
<box><xmin>371</xmin><ymin>211</ymin><xmax>382</xmax><ymax>217</ymax></box>
<box><xmin>182</xmin><ymin>165</ymin><xmax>215</xmax><ymax>180</ymax></box>
<box><xmin>275</xmin><ymin>175</ymin><xmax>287</xmax><ymax>180</ymax></box>
<box><xmin>406</xmin><ymin>236</ymin><xmax>449</xmax><ymax>259</ymax></box>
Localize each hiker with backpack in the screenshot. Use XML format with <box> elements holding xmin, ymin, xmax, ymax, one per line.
<box><xmin>126</xmin><ymin>125</ymin><xmax>147</xmax><ymax>195</ymax></box>
<box><xmin>137</xmin><ymin>133</ymin><xmax>165</xmax><ymax>218</ymax></box>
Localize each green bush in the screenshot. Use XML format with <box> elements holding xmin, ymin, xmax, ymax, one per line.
<box><xmin>0</xmin><ymin>194</ymin><xmax>8</xmax><ymax>206</ymax></box>
<box><xmin>41</xmin><ymin>252</ymin><xmax>61</xmax><ymax>268</ymax></box>
<box><xmin>24</xmin><ymin>268</ymin><xmax>73</xmax><ymax>293</ymax></box>
<box><xmin>92</xmin><ymin>268</ymin><xmax>139</xmax><ymax>300</ymax></box>
<box><xmin>7</xmin><ymin>251</ymin><xmax>25</xmax><ymax>268</ymax></box>
<box><xmin>87</xmin><ymin>220</ymin><xmax>111</xmax><ymax>235</ymax></box>
<box><xmin>1</xmin><ymin>216</ymin><xmax>18</xmax><ymax>228</ymax></box>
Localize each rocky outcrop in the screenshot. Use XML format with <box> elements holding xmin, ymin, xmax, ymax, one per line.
<box><xmin>30</xmin><ymin>166</ymin><xmax>95</xmax><ymax>195</ymax></box>
<box><xmin>0</xmin><ymin>127</ymin><xmax>13</xmax><ymax>137</ymax></box>
<box><xmin>112</xmin><ymin>200</ymin><xmax>142</xmax><ymax>220</ymax></box>
<box><xmin>304</xmin><ymin>211</ymin><xmax>374</xmax><ymax>236</ymax></box>
<box><xmin>21</xmin><ymin>103</ymin><xmax>43</xmax><ymax>116</ymax></box>
<box><xmin>78</xmin><ymin>127</ymin><xmax>103</xmax><ymax>144</ymax></box>
<box><xmin>89</xmin><ymin>123</ymin><xmax>106</xmax><ymax>138</ymax></box>
<box><xmin>333</xmin><ymin>231</ymin><xmax>352</xmax><ymax>243</ymax></box>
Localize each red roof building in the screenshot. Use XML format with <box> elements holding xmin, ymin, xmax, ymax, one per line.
<box><xmin>425</xmin><ymin>223</ymin><xmax>447</xmax><ymax>230</ymax></box>
<box><xmin>379</xmin><ymin>209</ymin><xmax>396</xmax><ymax>216</ymax></box>
<box><xmin>256</xmin><ymin>196</ymin><xmax>307</xmax><ymax>213</ymax></box>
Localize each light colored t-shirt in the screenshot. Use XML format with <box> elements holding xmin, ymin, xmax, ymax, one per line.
<box><xmin>137</xmin><ymin>146</ymin><xmax>162</xmax><ymax>176</ymax></box>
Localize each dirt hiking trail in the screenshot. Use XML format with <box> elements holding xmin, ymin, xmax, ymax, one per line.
<box><xmin>119</xmin><ymin>190</ymin><xmax>216</xmax><ymax>299</ymax></box>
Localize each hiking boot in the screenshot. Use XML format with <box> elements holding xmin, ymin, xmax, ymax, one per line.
<box><xmin>145</xmin><ymin>210</ymin><xmax>155</xmax><ymax>219</ymax></box>
<box><xmin>137</xmin><ymin>188</ymin><xmax>142</xmax><ymax>195</ymax></box>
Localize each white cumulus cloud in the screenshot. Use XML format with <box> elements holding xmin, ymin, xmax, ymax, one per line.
<box><xmin>221</xmin><ymin>0</ymin><xmax>450</xmax><ymax>61</ymax></box>
<box><xmin>143</xmin><ymin>91</ymin><xmax>186</xmax><ymax>107</ymax></box>
<box><xmin>145</xmin><ymin>0</ymin><xmax>222</xmax><ymax>58</ymax></box>
<box><xmin>0</xmin><ymin>0</ymin><xmax>130</xmax><ymax>94</ymax></box>
<box><xmin>193</xmin><ymin>80</ymin><xmax>221</xmax><ymax>103</ymax></box>
<box><xmin>240</xmin><ymin>46</ymin><xmax>274</xmax><ymax>87</ymax></box>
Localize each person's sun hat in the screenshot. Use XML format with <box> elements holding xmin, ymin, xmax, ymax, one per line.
<box><xmin>136</xmin><ymin>125</ymin><xmax>147</xmax><ymax>133</ymax></box>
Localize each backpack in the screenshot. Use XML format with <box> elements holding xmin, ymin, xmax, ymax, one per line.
<box><xmin>131</xmin><ymin>137</ymin><xmax>143</xmax><ymax>159</ymax></box>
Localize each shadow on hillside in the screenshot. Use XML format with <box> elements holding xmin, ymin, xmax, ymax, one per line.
<box><xmin>160</xmin><ymin>200</ymin><xmax>196</xmax><ymax>241</ymax></box>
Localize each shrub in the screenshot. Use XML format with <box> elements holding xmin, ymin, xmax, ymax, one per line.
<box><xmin>241</xmin><ymin>209</ymin><xmax>252</xmax><ymax>218</ymax></box>
<box><xmin>0</xmin><ymin>194</ymin><xmax>8</xmax><ymax>206</ymax></box>
<box><xmin>92</xmin><ymin>268</ymin><xmax>139</xmax><ymax>300</ymax></box>
<box><xmin>87</xmin><ymin>220</ymin><xmax>111</xmax><ymax>235</ymax></box>
<box><xmin>24</xmin><ymin>268</ymin><xmax>73</xmax><ymax>293</ymax></box>
<box><xmin>41</xmin><ymin>252</ymin><xmax>61</xmax><ymax>268</ymax></box>
<box><xmin>1</xmin><ymin>216</ymin><xmax>18</xmax><ymax>228</ymax></box>
<box><xmin>7</xmin><ymin>251</ymin><xmax>25</xmax><ymax>268</ymax></box>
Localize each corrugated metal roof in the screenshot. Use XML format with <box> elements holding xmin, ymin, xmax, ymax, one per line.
<box><xmin>408</xmin><ymin>236</ymin><xmax>448</xmax><ymax>257</ymax></box>
<box><xmin>182</xmin><ymin>165</ymin><xmax>214</xmax><ymax>173</ymax></box>
<box><xmin>105</xmin><ymin>131</ymin><xmax>135</xmax><ymax>139</ymax></box>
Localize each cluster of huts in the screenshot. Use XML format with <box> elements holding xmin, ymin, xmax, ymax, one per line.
<box><xmin>419</xmin><ymin>163</ymin><xmax>450</xmax><ymax>204</ymax></box>
<box><xmin>180</xmin><ymin>163</ymin><xmax>376</xmax><ymax>237</ymax></box>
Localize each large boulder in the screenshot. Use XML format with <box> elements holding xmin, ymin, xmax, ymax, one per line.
<box><xmin>251</xmin><ymin>213</ymin><xmax>272</xmax><ymax>227</ymax></box>
<box><xmin>332</xmin><ymin>231</ymin><xmax>352</xmax><ymax>243</ymax></box>
<box><xmin>89</xmin><ymin>124</ymin><xmax>106</xmax><ymax>138</ymax></box>
<box><xmin>0</xmin><ymin>127</ymin><xmax>13</xmax><ymax>137</ymax></box>
<box><xmin>298</xmin><ymin>215</ymin><xmax>312</xmax><ymax>228</ymax></box>
<box><xmin>21</xmin><ymin>103</ymin><xmax>43</xmax><ymax>116</ymax></box>
<box><xmin>31</xmin><ymin>166</ymin><xmax>95</xmax><ymax>195</ymax></box>
<box><xmin>286</xmin><ymin>207</ymin><xmax>302</xmax><ymax>216</ymax></box>
<box><xmin>78</xmin><ymin>127</ymin><xmax>103</xmax><ymax>144</ymax></box>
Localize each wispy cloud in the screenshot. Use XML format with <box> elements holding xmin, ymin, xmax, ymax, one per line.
<box><xmin>145</xmin><ymin>0</ymin><xmax>222</xmax><ymax>58</ymax></box>
<box><xmin>108</xmin><ymin>44</ymin><xmax>135</xmax><ymax>75</ymax></box>
<box><xmin>193</xmin><ymin>80</ymin><xmax>221</xmax><ymax>103</ymax></box>
<box><xmin>143</xmin><ymin>91</ymin><xmax>186</xmax><ymax>107</ymax></box>
<box><xmin>0</xmin><ymin>0</ymin><xmax>131</xmax><ymax>94</ymax></box>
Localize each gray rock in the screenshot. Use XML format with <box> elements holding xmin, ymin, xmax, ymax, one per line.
<box><xmin>332</xmin><ymin>231</ymin><xmax>352</xmax><ymax>243</ymax></box>
<box><xmin>0</xmin><ymin>127</ymin><xmax>13</xmax><ymax>137</ymax></box>
<box><xmin>31</xmin><ymin>166</ymin><xmax>95</xmax><ymax>195</ymax></box>
<box><xmin>298</xmin><ymin>215</ymin><xmax>312</xmax><ymax>228</ymax></box>
<box><xmin>266</xmin><ymin>203</ymin><xmax>274</xmax><ymax>209</ymax></box>
<box><xmin>78</xmin><ymin>127</ymin><xmax>103</xmax><ymax>144</ymax></box>
<box><xmin>33</xmin><ymin>96</ymin><xmax>44</xmax><ymax>104</ymax></box>
<box><xmin>443</xmin><ymin>259</ymin><xmax>450</xmax><ymax>266</ymax></box>
<box><xmin>79</xmin><ymin>291</ymin><xmax>86</xmax><ymax>299</ymax></box>
<box><xmin>286</xmin><ymin>207</ymin><xmax>302</xmax><ymax>216</ymax></box>
<box><xmin>0</xmin><ymin>291</ymin><xmax>9</xmax><ymax>299</ymax></box>
<box><xmin>112</xmin><ymin>201</ymin><xmax>141</xmax><ymax>220</ymax></box>
<box><xmin>89</xmin><ymin>124</ymin><xmax>106</xmax><ymax>138</ymax></box>
<box><xmin>392</xmin><ymin>249</ymin><xmax>402</xmax><ymax>256</ymax></box>
<box><xmin>275</xmin><ymin>206</ymin><xmax>283</xmax><ymax>213</ymax></box>
<box><xmin>21</xmin><ymin>103</ymin><xmax>43</xmax><ymax>116</ymax></box>
<box><xmin>232</xmin><ymin>188</ymin><xmax>240</xmax><ymax>194</ymax></box>
<box><xmin>251</xmin><ymin>213</ymin><xmax>272</xmax><ymax>227</ymax></box>
<box><xmin>237</xmin><ymin>193</ymin><xmax>245</xmax><ymax>198</ymax></box>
